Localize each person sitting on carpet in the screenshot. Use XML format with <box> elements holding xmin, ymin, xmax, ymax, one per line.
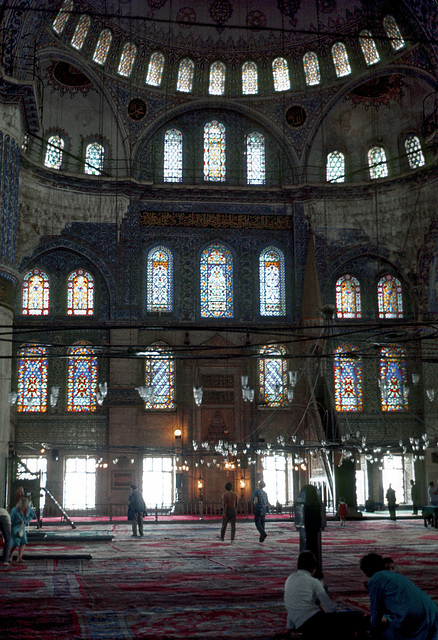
<box><xmin>9</xmin><ymin>497</ymin><xmax>35</xmax><ymax>563</ymax></box>
<box><xmin>284</xmin><ymin>550</ymin><xmax>367</xmax><ymax>639</ymax></box>
<box><xmin>360</xmin><ymin>552</ymin><xmax>438</xmax><ymax>640</ymax></box>
<box><xmin>220</xmin><ymin>482</ymin><xmax>238</xmax><ymax>543</ymax></box>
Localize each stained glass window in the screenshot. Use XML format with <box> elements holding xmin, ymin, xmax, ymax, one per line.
<box><xmin>242</xmin><ymin>61</ymin><xmax>258</xmax><ymax>95</ymax></box>
<box><xmin>259</xmin><ymin>344</ymin><xmax>288</xmax><ymax>407</ymax></box>
<box><xmin>164</xmin><ymin>129</ymin><xmax>182</xmax><ymax>182</ymax></box>
<box><xmin>144</xmin><ymin>344</ymin><xmax>175</xmax><ymax>410</ymax></box>
<box><xmin>383</xmin><ymin>15</ymin><xmax>405</xmax><ymax>51</ymax></box>
<box><xmin>118</xmin><ymin>42</ymin><xmax>137</xmax><ymax>77</ymax></box>
<box><xmin>17</xmin><ymin>346</ymin><xmax>48</xmax><ymax>413</ymax></box>
<box><xmin>67</xmin><ymin>344</ymin><xmax>97</xmax><ymax>412</ymax></box>
<box><xmin>93</xmin><ymin>29</ymin><xmax>112</xmax><ymax>65</ymax></box>
<box><xmin>146</xmin><ymin>52</ymin><xmax>165</xmax><ymax>86</ymax></box>
<box><xmin>147</xmin><ymin>246</ymin><xmax>173</xmax><ymax>312</ymax></box>
<box><xmin>247</xmin><ymin>132</ymin><xmax>265</xmax><ymax>185</ymax></box>
<box><xmin>359</xmin><ymin>30</ymin><xmax>380</xmax><ymax>66</ymax></box>
<box><xmin>44</xmin><ymin>134</ymin><xmax>64</xmax><ymax>170</ymax></box>
<box><xmin>404</xmin><ymin>135</ymin><xmax>425</xmax><ymax>170</ymax></box>
<box><xmin>52</xmin><ymin>0</ymin><xmax>73</xmax><ymax>35</ymax></box>
<box><xmin>200</xmin><ymin>242</ymin><xmax>233</xmax><ymax>318</ymax></box>
<box><xmin>177</xmin><ymin>58</ymin><xmax>194</xmax><ymax>93</ymax></box>
<box><xmin>334</xmin><ymin>344</ymin><xmax>363</xmax><ymax>412</ymax></box>
<box><xmin>203</xmin><ymin>121</ymin><xmax>226</xmax><ymax>182</ymax></box>
<box><xmin>303</xmin><ymin>52</ymin><xmax>321</xmax><ymax>86</ymax></box>
<box><xmin>84</xmin><ymin>142</ymin><xmax>105</xmax><ymax>175</ymax></box>
<box><xmin>67</xmin><ymin>269</ymin><xmax>94</xmax><ymax>315</ymax></box>
<box><xmin>326</xmin><ymin>150</ymin><xmax>345</xmax><ymax>183</ymax></box>
<box><xmin>336</xmin><ymin>274</ymin><xmax>361</xmax><ymax>318</ymax></box>
<box><xmin>377</xmin><ymin>274</ymin><xmax>403</xmax><ymax>319</ymax></box>
<box><xmin>259</xmin><ymin>247</ymin><xmax>286</xmax><ymax>316</ymax></box>
<box><xmin>272</xmin><ymin>57</ymin><xmax>290</xmax><ymax>91</ymax></box>
<box><xmin>70</xmin><ymin>14</ymin><xmax>91</xmax><ymax>51</ymax></box>
<box><xmin>368</xmin><ymin>146</ymin><xmax>388</xmax><ymax>179</ymax></box>
<box><xmin>380</xmin><ymin>346</ymin><xmax>408</xmax><ymax>411</ymax></box>
<box><xmin>332</xmin><ymin>42</ymin><xmax>352</xmax><ymax>78</ymax></box>
<box><xmin>209</xmin><ymin>61</ymin><xmax>226</xmax><ymax>96</ymax></box>
<box><xmin>22</xmin><ymin>268</ymin><xmax>50</xmax><ymax>316</ymax></box>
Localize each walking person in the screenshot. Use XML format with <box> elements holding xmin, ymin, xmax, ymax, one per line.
<box><xmin>0</xmin><ymin>506</ymin><xmax>11</xmax><ymax>566</ymax></box>
<box><xmin>9</xmin><ymin>497</ymin><xmax>35</xmax><ymax>563</ymax></box>
<box><xmin>386</xmin><ymin>484</ymin><xmax>397</xmax><ymax>521</ymax></box>
<box><xmin>337</xmin><ymin>496</ymin><xmax>348</xmax><ymax>526</ymax></box>
<box><xmin>410</xmin><ymin>479</ymin><xmax>419</xmax><ymax>515</ymax></box>
<box><xmin>253</xmin><ymin>479</ymin><xmax>270</xmax><ymax>543</ymax></box>
<box><xmin>220</xmin><ymin>482</ymin><xmax>238</xmax><ymax>543</ymax></box>
<box><xmin>128</xmin><ymin>484</ymin><xmax>146</xmax><ymax>537</ymax></box>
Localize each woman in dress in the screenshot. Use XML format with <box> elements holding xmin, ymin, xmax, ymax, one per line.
<box><xmin>9</xmin><ymin>497</ymin><xmax>35</xmax><ymax>563</ymax></box>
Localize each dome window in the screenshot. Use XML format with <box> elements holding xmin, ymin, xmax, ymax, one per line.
<box><xmin>52</xmin><ymin>0</ymin><xmax>73</xmax><ymax>35</ymax></box>
<box><xmin>164</xmin><ymin>129</ymin><xmax>183</xmax><ymax>183</ymax></box>
<box><xmin>404</xmin><ymin>135</ymin><xmax>425</xmax><ymax>170</ymax></box>
<box><xmin>209</xmin><ymin>61</ymin><xmax>226</xmax><ymax>96</ymax></box>
<box><xmin>118</xmin><ymin>42</ymin><xmax>137</xmax><ymax>77</ymax></box>
<box><xmin>326</xmin><ymin>150</ymin><xmax>345</xmax><ymax>183</ymax></box>
<box><xmin>93</xmin><ymin>29</ymin><xmax>112</xmax><ymax>65</ymax></box>
<box><xmin>70</xmin><ymin>14</ymin><xmax>90</xmax><ymax>51</ymax></box>
<box><xmin>383</xmin><ymin>15</ymin><xmax>405</xmax><ymax>51</ymax></box>
<box><xmin>246</xmin><ymin>132</ymin><xmax>265</xmax><ymax>185</ymax></box>
<box><xmin>146</xmin><ymin>52</ymin><xmax>165</xmax><ymax>87</ymax></box>
<box><xmin>242</xmin><ymin>61</ymin><xmax>258</xmax><ymax>95</ymax></box>
<box><xmin>177</xmin><ymin>58</ymin><xmax>194</xmax><ymax>93</ymax></box>
<box><xmin>359</xmin><ymin>30</ymin><xmax>380</xmax><ymax>66</ymax></box>
<box><xmin>272</xmin><ymin>57</ymin><xmax>290</xmax><ymax>92</ymax></box>
<box><xmin>332</xmin><ymin>42</ymin><xmax>351</xmax><ymax>78</ymax></box>
<box><xmin>303</xmin><ymin>52</ymin><xmax>321</xmax><ymax>86</ymax></box>
<box><xmin>368</xmin><ymin>146</ymin><xmax>388</xmax><ymax>179</ymax></box>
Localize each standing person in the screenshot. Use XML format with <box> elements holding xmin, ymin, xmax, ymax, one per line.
<box><xmin>128</xmin><ymin>484</ymin><xmax>146</xmax><ymax>537</ymax></box>
<box><xmin>9</xmin><ymin>497</ymin><xmax>35</xmax><ymax>563</ymax></box>
<box><xmin>360</xmin><ymin>552</ymin><xmax>438</xmax><ymax>640</ymax></box>
<box><xmin>284</xmin><ymin>550</ymin><xmax>367</xmax><ymax>639</ymax></box>
<box><xmin>220</xmin><ymin>482</ymin><xmax>238</xmax><ymax>543</ymax></box>
<box><xmin>337</xmin><ymin>497</ymin><xmax>348</xmax><ymax>526</ymax></box>
<box><xmin>0</xmin><ymin>506</ymin><xmax>11</xmax><ymax>566</ymax></box>
<box><xmin>253</xmin><ymin>479</ymin><xmax>269</xmax><ymax>543</ymax></box>
<box><xmin>386</xmin><ymin>484</ymin><xmax>396</xmax><ymax>521</ymax></box>
<box><xmin>410</xmin><ymin>479</ymin><xmax>419</xmax><ymax>515</ymax></box>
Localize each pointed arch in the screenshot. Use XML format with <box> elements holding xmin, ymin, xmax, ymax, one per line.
<box><xmin>22</xmin><ymin>268</ymin><xmax>50</xmax><ymax>315</ymax></box>
<box><xmin>17</xmin><ymin>345</ymin><xmax>48</xmax><ymax>413</ymax></box>
<box><xmin>332</xmin><ymin>42</ymin><xmax>351</xmax><ymax>77</ymax></box>
<box><xmin>380</xmin><ymin>346</ymin><xmax>408</xmax><ymax>411</ymax></box>
<box><xmin>377</xmin><ymin>274</ymin><xmax>403</xmax><ymax>318</ymax></box>
<box><xmin>259</xmin><ymin>344</ymin><xmax>288</xmax><ymax>407</ymax></box>
<box><xmin>259</xmin><ymin>247</ymin><xmax>286</xmax><ymax>316</ymax></box>
<box><xmin>336</xmin><ymin>274</ymin><xmax>361</xmax><ymax>318</ymax></box>
<box><xmin>334</xmin><ymin>344</ymin><xmax>363</xmax><ymax>412</ymax></box>
<box><xmin>67</xmin><ymin>269</ymin><xmax>94</xmax><ymax>315</ymax></box>
<box><xmin>177</xmin><ymin>58</ymin><xmax>194</xmax><ymax>93</ymax></box>
<box><xmin>200</xmin><ymin>242</ymin><xmax>233</xmax><ymax>318</ymax></box>
<box><xmin>67</xmin><ymin>344</ymin><xmax>98</xmax><ymax>412</ymax></box>
<box><xmin>144</xmin><ymin>343</ymin><xmax>175</xmax><ymax>409</ymax></box>
<box><xmin>146</xmin><ymin>52</ymin><xmax>165</xmax><ymax>86</ymax></box>
<box><xmin>93</xmin><ymin>29</ymin><xmax>112</xmax><ymax>65</ymax></box>
<box><xmin>147</xmin><ymin>246</ymin><xmax>174</xmax><ymax>312</ymax></box>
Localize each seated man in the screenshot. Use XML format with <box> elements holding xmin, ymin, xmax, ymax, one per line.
<box><xmin>284</xmin><ymin>550</ymin><xmax>367</xmax><ymax>639</ymax></box>
<box><xmin>360</xmin><ymin>553</ymin><xmax>438</xmax><ymax>640</ymax></box>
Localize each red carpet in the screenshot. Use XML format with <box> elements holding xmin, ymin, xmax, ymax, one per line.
<box><xmin>0</xmin><ymin>518</ymin><xmax>437</xmax><ymax>639</ymax></box>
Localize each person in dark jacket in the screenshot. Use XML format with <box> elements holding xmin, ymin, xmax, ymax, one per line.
<box><xmin>128</xmin><ymin>484</ymin><xmax>146</xmax><ymax>537</ymax></box>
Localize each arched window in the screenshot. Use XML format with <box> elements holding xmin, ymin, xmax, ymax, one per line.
<box><xmin>200</xmin><ymin>242</ymin><xmax>233</xmax><ymax>318</ymax></box>
<box><xmin>70</xmin><ymin>14</ymin><xmax>90</xmax><ymax>51</ymax></box>
<box><xmin>144</xmin><ymin>343</ymin><xmax>175</xmax><ymax>410</ymax></box>
<box><xmin>118</xmin><ymin>42</ymin><xmax>137</xmax><ymax>77</ymax></box>
<box><xmin>383</xmin><ymin>15</ymin><xmax>405</xmax><ymax>51</ymax></box>
<box><xmin>259</xmin><ymin>247</ymin><xmax>286</xmax><ymax>316</ymax></box>
<box><xmin>203</xmin><ymin>121</ymin><xmax>226</xmax><ymax>182</ymax></box>
<box><xmin>326</xmin><ymin>150</ymin><xmax>345</xmax><ymax>183</ymax></box>
<box><xmin>368</xmin><ymin>146</ymin><xmax>388</xmax><ymax>179</ymax></box>
<box><xmin>164</xmin><ymin>129</ymin><xmax>182</xmax><ymax>183</ymax></box>
<box><xmin>22</xmin><ymin>268</ymin><xmax>50</xmax><ymax>316</ymax></box>
<box><xmin>67</xmin><ymin>269</ymin><xmax>94</xmax><ymax>315</ymax></box>
<box><xmin>44</xmin><ymin>134</ymin><xmax>65</xmax><ymax>170</ymax></box>
<box><xmin>146</xmin><ymin>52</ymin><xmax>165</xmax><ymax>86</ymax></box>
<box><xmin>209</xmin><ymin>61</ymin><xmax>226</xmax><ymax>95</ymax></box>
<box><xmin>84</xmin><ymin>141</ymin><xmax>105</xmax><ymax>175</ymax></box>
<box><xmin>336</xmin><ymin>274</ymin><xmax>361</xmax><ymax>319</ymax></box>
<box><xmin>242</xmin><ymin>61</ymin><xmax>258</xmax><ymax>95</ymax></box>
<box><xmin>334</xmin><ymin>344</ymin><xmax>363</xmax><ymax>412</ymax></box>
<box><xmin>67</xmin><ymin>344</ymin><xmax>98</xmax><ymax>412</ymax></box>
<box><xmin>147</xmin><ymin>246</ymin><xmax>173</xmax><ymax>312</ymax></box>
<box><xmin>332</xmin><ymin>42</ymin><xmax>351</xmax><ymax>78</ymax></box>
<box><xmin>272</xmin><ymin>57</ymin><xmax>290</xmax><ymax>91</ymax></box>
<box><xmin>404</xmin><ymin>135</ymin><xmax>425</xmax><ymax>170</ymax></box>
<box><xmin>17</xmin><ymin>345</ymin><xmax>48</xmax><ymax>413</ymax></box>
<box><xmin>177</xmin><ymin>58</ymin><xmax>194</xmax><ymax>93</ymax></box>
<box><xmin>246</xmin><ymin>131</ymin><xmax>265</xmax><ymax>185</ymax></box>
<box><xmin>303</xmin><ymin>52</ymin><xmax>321</xmax><ymax>86</ymax></box>
<box><xmin>377</xmin><ymin>274</ymin><xmax>403</xmax><ymax>319</ymax></box>
<box><xmin>93</xmin><ymin>29</ymin><xmax>112</xmax><ymax>65</ymax></box>
<box><xmin>380</xmin><ymin>346</ymin><xmax>408</xmax><ymax>411</ymax></box>
<box><xmin>359</xmin><ymin>30</ymin><xmax>380</xmax><ymax>66</ymax></box>
<box><xmin>52</xmin><ymin>0</ymin><xmax>73</xmax><ymax>35</ymax></box>
<box><xmin>259</xmin><ymin>344</ymin><xmax>288</xmax><ymax>407</ymax></box>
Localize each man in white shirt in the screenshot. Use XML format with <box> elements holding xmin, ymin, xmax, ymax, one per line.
<box><xmin>284</xmin><ymin>550</ymin><xmax>367</xmax><ymax>639</ymax></box>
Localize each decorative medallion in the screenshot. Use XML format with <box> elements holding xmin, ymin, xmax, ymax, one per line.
<box><xmin>209</xmin><ymin>0</ymin><xmax>233</xmax><ymax>28</ymax></box>
<box><xmin>317</xmin><ymin>0</ymin><xmax>335</xmax><ymax>13</ymax></box>
<box><xmin>346</xmin><ymin>75</ymin><xmax>405</xmax><ymax>110</ymax></box>
<box><xmin>246</xmin><ymin>10</ymin><xmax>267</xmax><ymax>31</ymax></box>
<box><xmin>278</xmin><ymin>0</ymin><xmax>301</xmax><ymax>24</ymax></box>
<box><xmin>148</xmin><ymin>0</ymin><xmax>168</xmax><ymax>9</ymax></box>
<box><xmin>127</xmin><ymin>98</ymin><xmax>148</xmax><ymax>121</ymax></box>
<box><xmin>47</xmin><ymin>62</ymin><xmax>93</xmax><ymax>97</ymax></box>
<box><xmin>177</xmin><ymin>7</ymin><xmax>196</xmax><ymax>28</ymax></box>
<box><xmin>286</xmin><ymin>105</ymin><xmax>307</xmax><ymax>127</ymax></box>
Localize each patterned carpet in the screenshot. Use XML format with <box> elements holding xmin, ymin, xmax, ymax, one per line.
<box><xmin>0</xmin><ymin>518</ymin><xmax>437</xmax><ymax>639</ymax></box>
